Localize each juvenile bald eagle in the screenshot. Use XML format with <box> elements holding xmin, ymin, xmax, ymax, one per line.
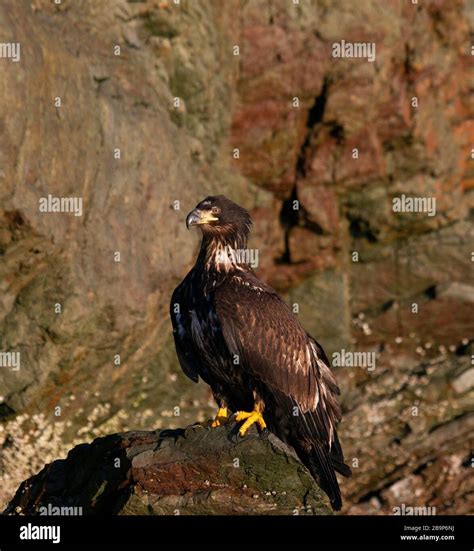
<box><xmin>170</xmin><ymin>195</ymin><xmax>351</xmax><ymax>510</ymax></box>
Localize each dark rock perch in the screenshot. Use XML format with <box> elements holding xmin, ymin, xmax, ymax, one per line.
<box><xmin>3</xmin><ymin>423</ymin><xmax>332</xmax><ymax>515</ymax></box>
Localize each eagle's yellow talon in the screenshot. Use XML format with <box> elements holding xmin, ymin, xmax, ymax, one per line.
<box><xmin>235</xmin><ymin>411</ymin><xmax>251</xmax><ymax>422</ymax></box>
<box><xmin>211</xmin><ymin>407</ymin><xmax>229</xmax><ymax>427</ymax></box>
<box><xmin>236</xmin><ymin>410</ymin><xmax>266</xmax><ymax>435</ymax></box>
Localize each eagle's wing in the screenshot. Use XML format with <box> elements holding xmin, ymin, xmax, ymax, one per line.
<box><xmin>214</xmin><ymin>272</ymin><xmax>342</xmax><ymax>445</ymax></box>
<box><xmin>215</xmin><ymin>272</ymin><xmax>350</xmax><ymax>510</ymax></box>
<box><xmin>170</xmin><ymin>280</ymin><xmax>200</xmax><ymax>383</ymax></box>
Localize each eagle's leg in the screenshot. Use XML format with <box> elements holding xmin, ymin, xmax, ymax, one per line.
<box><xmin>236</xmin><ymin>398</ymin><xmax>266</xmax><ymax>436</ymax></box>
<box><xmin>210</xmin><ymin>392</ymin><xmax>230</xmax><ymax>428</ymax></box>
<box><xmin>211</xmin><ymin>406</ymin><xmax>229</xmax><ymax>428</ymax></box>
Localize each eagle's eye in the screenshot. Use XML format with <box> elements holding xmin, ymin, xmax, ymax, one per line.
<box><xmin>211</xmin><ymin>206</ymin><xmax>221</xmax><ymax>215</ymax></box>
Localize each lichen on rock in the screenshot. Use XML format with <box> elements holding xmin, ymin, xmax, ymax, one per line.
<box><xmin>4</xmin><ymin>422</ymin><xmax>332</xmax><ymax>516</ymax></box>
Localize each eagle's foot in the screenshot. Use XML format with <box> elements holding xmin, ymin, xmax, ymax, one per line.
<box><xmin>236</xmin><ymin>410</ymin><xmax>267</xmax><ymax>436</ymax></box>
<box><xmin>211</xmin><ymin>407</ymin><xmax>229</xmax><ymax>428</ymax></box>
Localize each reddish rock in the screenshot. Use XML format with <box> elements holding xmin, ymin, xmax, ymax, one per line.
<box><xmin>297</xmin><ymin>183</ymin><xmax>340</xmax><ymax>235</ymax></box>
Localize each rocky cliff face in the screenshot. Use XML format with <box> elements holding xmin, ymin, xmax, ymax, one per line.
<box><xmin>0</xmin><ymin>0</ymin><xmax>472</xmax><ymax>514</ymax></box>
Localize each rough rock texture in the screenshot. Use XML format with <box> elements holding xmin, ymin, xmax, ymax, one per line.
<box><xmin>0</xmin><ymin>0</ymin><xmax>246</xmax><ymax>506</ymax></box>
<box><xmin>4</xmin><ymin>423</ymin><xmax>331</xmax><ymax>515</ymax></box>
<box><xmin>340</xmin><ymin>351</ymin><xmax>474</xmax><ymax>515</ymax></box>
<box><xmin>0</xmin><ymin>0</ymin><xmax>472</xmax><ymax>514</ymax></box>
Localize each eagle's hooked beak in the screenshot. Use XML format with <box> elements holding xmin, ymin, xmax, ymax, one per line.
<box><xmin>186</xmin><ymin>208</ymin><xmax>219</xmax><ymax>229</ymax></box>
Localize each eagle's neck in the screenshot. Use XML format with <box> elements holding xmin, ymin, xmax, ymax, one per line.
<box><xmin>197</xmin><ymin>232</ymin><xmax>250</xmax><ymax>279</ymax></box>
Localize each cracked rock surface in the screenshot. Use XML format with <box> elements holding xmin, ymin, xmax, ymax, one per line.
<box><xmin>4</xmin><ymin>423</ymin><xmax>332</xmax><ymax>515</ymax></box>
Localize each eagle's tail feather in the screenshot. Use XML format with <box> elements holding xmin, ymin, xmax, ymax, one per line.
<box><xmin>306</xmin><ymin>445</ymin><xmax>343</xmax><ymax>511</ymax></box>
<box><xmin>330</xmin><ymin>433</ymin><xmax>352</xmax><ymax>477</ymax></box>
<box><xmin>331</xmin><ymin>457</ymin><xmax>352</xmax><ymax>478</ymax></box>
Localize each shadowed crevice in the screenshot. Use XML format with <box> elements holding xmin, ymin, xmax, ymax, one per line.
<box><xmin>278</xmin><ymin>78</ymin><xmax>330</xmax><ymax>264</ymax></box>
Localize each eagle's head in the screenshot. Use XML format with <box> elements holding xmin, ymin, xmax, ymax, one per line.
<box><xmin>186</xmin><ymin>195</ymin><xmax>252</xmax><ymax>241</ymax></box>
